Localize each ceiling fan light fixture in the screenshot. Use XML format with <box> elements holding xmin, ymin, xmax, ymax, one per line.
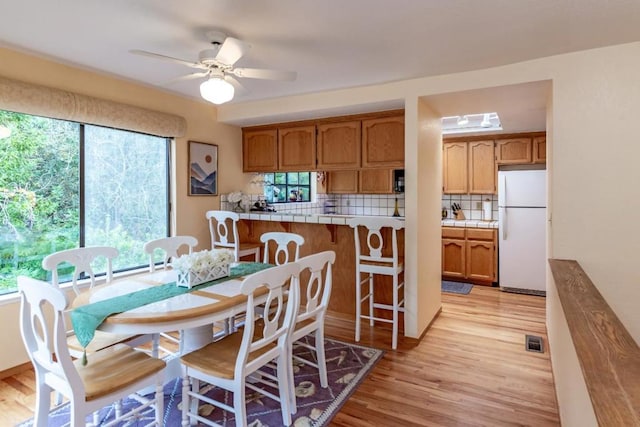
<box><xmin>200</xmin><ymin>76</ymin><xmax>234</xmax><ymax>105</ymax></box>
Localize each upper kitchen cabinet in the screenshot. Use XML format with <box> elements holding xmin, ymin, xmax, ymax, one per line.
<box><xmin>359</xmin><ymin>169</ymin><xmax>394</xmax><ymax>194</ymax></box>
<box><xmin>443</xmin><ymin>142</ymin><xmax>468</xmax><ymax>194</ymax></box>
<box><xmin>496</xmin><ymin>138</ymin><xmax>532</xmax><ymax>164</ymax></box>
<box><xmin>243</xmin><ymin>129</ymin><xmax>278</xmax><ymax>172</ymax></box>
<box><xmin>444</xmin><ymin>139</ymin><xmax>496</xmax><ymax>194</ymax></box>
<box><xmin>316</xmin><ymin>120</ymin><xmax>361</xmax><ymax>170</ymax></box>
<box><xmin>326</xmin><ymin>170</ymin><xmax>358</xmax><ymax>193</ymax></box>
<box><xmin>361</xmin><ymin>115</ymin><xmax>405</xmax><ymax>168</ymax></box>
<box><xmin>468</xmin><ymin>140</ymin><xmax>496</xmax><ymax>194</ymax></box>
<box><xmin>277</xmin><ymin>125</ymin><xmax>316</xmax><ymax>171</ymax></box>
<box><xmin>533</xmin><ymin>136</ymin><xmax>546</xmax><ymax>163</ymax></box>
<box><xmin>327</xmin><ymin>169</ymin><xmax>395</xmax><ymax>194</ymax></box>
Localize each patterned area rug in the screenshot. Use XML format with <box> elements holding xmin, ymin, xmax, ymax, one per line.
<box><xmin>18</xmin><ymin>336</ymin><xmax>383</xmax><ymax>427</ymax></box>
<box><xmin>442</xmin><ymin>280</ymin><xmax>474</xmax><ymax>295</ymax></box>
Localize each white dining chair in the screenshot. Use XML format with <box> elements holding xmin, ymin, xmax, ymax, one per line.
<box><xmin>347</xmin><ymin>217</ymin><xmax>405</xmax><ymax>349</ymax></box>
<box><xmin>42</xmin><ymin>246</ymin><xmax>156</xmax><ymax>358</ymax></box>
<box><xmin>206</xmin><ymin>210</ymin><xmax>261</xmax><ymax>262</ymax></box>
<box><xmin>180</xmin><ymin>262</ymin><xmax>301</xmax><ymax>427</ymax></box>
<box><xmin>286</xmin><ymin>250</ymin><xmax>336</xmax><ymax>412</ymax></box>
<box><xmin>143</xmin><ymin>235</ymin><xmax>198</xmax><ymax>272</ymax></box>
<box><xmin>18</xmin><ymin>275</ymin><xmax>166</xmax><ymax>427</ymax></box>
<box><xmin>143</xmin><ymin>236</ymin><xmax>198</xmax><ymax>356</ymax></box>
<box><xmin>260</xmin><ymin>231</ymin><xmax>305</xmax><ymax>265</ymax></box>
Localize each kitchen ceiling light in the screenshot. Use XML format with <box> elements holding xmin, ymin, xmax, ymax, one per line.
<box><xmin>200</xmin><ymin>76</ymin><xmax>235</xmax><ymax>105</ymax></box>
<box><xmin>0</xmin><ymin>125</ymin><xmax>11</xmax><ymax>139</ymax></box>
<box><xmin>441</xmin><ymin>112</ymin><xmax>502</xmax><ymax>135</ymax></box>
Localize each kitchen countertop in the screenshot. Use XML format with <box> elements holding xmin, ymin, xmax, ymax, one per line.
<box><xmin>441</xmin><ymin>219</ymin><xmax>499</xmax><ymax>229</ymax></box>
<box><xmin>239</xmin><ymin>212</ymin><xmax>496</xmax><ymax>228</ymax></box>
<box><xmin>238</xmin><ymin>212</ymin><xmax>404</xmax><ymax>226</ymax></box>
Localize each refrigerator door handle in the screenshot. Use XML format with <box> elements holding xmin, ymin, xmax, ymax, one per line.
<box><xmin>501</xmin><ymin>207</ymin><xmax>507</xmax><ymax>240</ymax></box>
<box><xmin>499</xmin><ymin>174</ymin><xmax>506</xmax><ymax>207</ymax></box>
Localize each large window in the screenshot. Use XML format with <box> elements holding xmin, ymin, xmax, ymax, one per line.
<box><xmin>263</xmin><ymin>172</ymin><xmax>311</xmax><ymax>203</ymax></box>
<box><xmin>0</xmin><ymin>110</ymin><xmax>170</xmax><ymax>295</ymax></box>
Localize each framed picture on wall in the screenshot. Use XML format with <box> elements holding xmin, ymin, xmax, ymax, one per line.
<box><xmin>188</xmin><ymin>140</ymin><xmax>218</xmax><ymax>196</ymax></box>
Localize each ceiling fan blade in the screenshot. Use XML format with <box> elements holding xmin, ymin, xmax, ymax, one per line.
<box><xmin>225</xmin><ymin>75</ymin><xmax>247</xmax><ymax>95</ymax></box>
<box><xmin>129</xmin><ymin>49</ymin><xmax>207</xmax><ymax>70</ymax></box>
<box><xmin>215</xmin><ymin>37</ymin><xmax>251</xmax><ymax>66</ymax></box>
<box><xmin>232</xmin><ymin>68</ymin><xmax>297</xmax><ymax>81</ymax></box>
<box><xmin>166</xmin><ymin>72</ymin><xmax>209</xmax><ymax>85</ymax></box>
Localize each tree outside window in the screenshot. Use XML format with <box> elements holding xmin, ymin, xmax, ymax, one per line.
<box><xmin>0</xmin><ymin>110</ymin><xmax>170</xmax><ymax>295</ymax></box>
<box><xmin>263</xmin><ymin>172</ymin><xmax>311</xmax><ymax>203</ymax></box>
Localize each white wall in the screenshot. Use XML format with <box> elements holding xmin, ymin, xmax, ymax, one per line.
<box><xmin>403</xmin><ymin>97</ymin><xmax>442</xmax><ymax>336</ymax></box>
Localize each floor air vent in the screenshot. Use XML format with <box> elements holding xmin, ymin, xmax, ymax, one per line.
<box><xmin>525</xmin><ymin>335</ymin><xmax>544</xmax><ymax>353</ymax></box>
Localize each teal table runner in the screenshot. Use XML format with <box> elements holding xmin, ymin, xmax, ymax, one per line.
<box><xmin>71</xmin><ymin>262</ymin><xmax>272</xmax><ymax>352</ymax></box>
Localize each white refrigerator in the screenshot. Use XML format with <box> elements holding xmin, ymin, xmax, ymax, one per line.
<box><xmin>498</xmin><ymin>169</ymin><xmax>546</xmax><ymax>295</ymax></box>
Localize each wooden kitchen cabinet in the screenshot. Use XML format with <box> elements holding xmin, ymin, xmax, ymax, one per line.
<box><xmin>243</xmin><ymin>129</ymin><xmax>278</xmax><ymax>172</ymax></box>
<box><xmin>468</xmin><ymin>140</ymin><xmax>496</xmax><ymax>194</ymax></box>
<box><xmin>465</xmin><ymin>229</ymin><xmax>497</xmax><ymax>282</ymax></box>
<box><xmin>359</xmin><ymin>169</ymin><xmax>394</xmax><ymax>193</ymax></box>
<box><xmin>277</xmin><ymin>125</ymin><xmax>316</xmax><ymax>171</ymax></box>
<box><xmin>533</xmin><ymin>136</ymin><xmax>546</xmax><ymax>163</ymax></box>
<box><xmin>496</xmin><ymin>138</ymin><xmax>533</xmax><ymax>164</ymax></box>
<box><xmin>327</xmin><ymin>170</ymin><xmax>358</xmax><ymax>193</ymax></box>
<box><xmin>361</xmin><ymin>115</ymin><xmax>404</xmax><ymax>168</ymax></box>
<box><xmin>316</xmin><ymin>120</ymin><xmax>361</xmax><ymax>170</ymax></box>
<box><xmin>442</xmin><ymin>227</ymin><xmax>497</xmax><ymax>284</ymax></box>
<box><xmin>328</xmin><ymin>169</ymin><xmax>394</xmax><ymax>194</ymax></box>
<box><xmin>443</xmin><ymin>142</ymin><xmax>468</xmax><ymax>194</ymax></box>
<box><xmin>442</xmin><ymin>227</ymin><xmax>467</xmax><ymax>278</ymax></box>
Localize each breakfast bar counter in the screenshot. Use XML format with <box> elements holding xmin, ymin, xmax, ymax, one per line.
<box><xmin>236</xmin><ymin>213</ymin><xmax>404</xmax><ymax>322</ymax></box>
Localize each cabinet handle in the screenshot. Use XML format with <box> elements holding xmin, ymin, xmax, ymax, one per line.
<box><xmin>500</xmin><ymin>207</ymin><xmax>507</xmax><ymax>240</ymax></box>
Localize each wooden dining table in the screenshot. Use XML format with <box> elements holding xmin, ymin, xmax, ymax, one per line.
<box><xmin>71</xmin><ymin>263</ymin><xmax>270</xmax><ymax>379</ymax></box>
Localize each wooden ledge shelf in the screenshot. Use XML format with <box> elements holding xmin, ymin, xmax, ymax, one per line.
<box><xmin>549</xmin><ymin>259</ymin><xmax>640</xmax><ymax>426</ymax></box>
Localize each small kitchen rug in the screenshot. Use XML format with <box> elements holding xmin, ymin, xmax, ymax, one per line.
<box><xmin>17</xmin><ymin>336</ymin><xmax>383</xmax><ymax>427</ymax></box>
<box><xmin>442</xmin><ymin>280</ymin><xmax>473</xmax><ymax>295</ymax></box>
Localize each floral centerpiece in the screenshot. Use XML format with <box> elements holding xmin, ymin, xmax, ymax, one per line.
<box><xmin>172</xmin><ymin>249</ymin><xmax>234</xmax><ymax>288</ymax></box>
<box><xmin>228</xmin><ymin>191</ymin><xmax>250</xmax><ymax>213</ymax></box>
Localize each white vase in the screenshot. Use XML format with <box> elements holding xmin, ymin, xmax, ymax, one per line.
<box><xmin>176</xmin><ymin>264</ymin><xmax>230</xmax><ymax>288</ymax></box>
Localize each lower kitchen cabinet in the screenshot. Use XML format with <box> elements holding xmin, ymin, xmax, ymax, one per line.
<box><xmin>442</xmin><ymin>238</ymin><xmax>466</xmax><ymax>278</ymax></box>
<box><xmin>442</xmin><ymin>227</ymin><xmax>497</xmax><ymax>284</ymax></box>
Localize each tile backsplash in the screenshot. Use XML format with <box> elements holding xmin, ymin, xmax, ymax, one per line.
<box><xmin>441</xmin><ymin>194</ymin><xmax>498</xmax><ymax>221</ymax></box>
<box><xmin>221</xmin><ymin>193</ymin><xmax>405</xmax><ymax>217</ymax></box>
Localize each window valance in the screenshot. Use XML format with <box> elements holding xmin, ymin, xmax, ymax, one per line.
<box><xmin>0</xmin><ymin>76</ymin><xmax>187</xmax><ymax>137</ymax></box>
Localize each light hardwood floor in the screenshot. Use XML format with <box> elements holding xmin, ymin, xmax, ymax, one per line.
<box><xmin>0</xmin><ymin>286</ymin><xmax>559</xmax><ymax>426</ymax></box>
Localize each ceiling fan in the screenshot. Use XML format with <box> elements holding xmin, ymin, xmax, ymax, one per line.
<box><xmin>130</xmin><ymin>30</ymin><xmax>297</xmax><ymax>104</ymax></box>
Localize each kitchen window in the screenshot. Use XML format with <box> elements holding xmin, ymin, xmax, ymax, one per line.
<box><xmin>263</xmin><ymin>172</ymin><xmax>312</xmax><ymax>203</ymax></box>
<box><xmin>0</xmin><ymin>110</ymin><xmax>170</xmax><ymax>295</ymax></box>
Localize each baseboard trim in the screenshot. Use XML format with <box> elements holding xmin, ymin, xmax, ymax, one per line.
<box><xmin>0</xmin><ymin>361</ymin><xmax>31</xmax><ymax>380</ymax></box>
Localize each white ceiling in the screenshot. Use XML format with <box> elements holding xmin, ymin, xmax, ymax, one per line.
<box><xmin>1</xmin><ymin>0</ymin><xmax>640</xmax><ymax>130</ymax></box>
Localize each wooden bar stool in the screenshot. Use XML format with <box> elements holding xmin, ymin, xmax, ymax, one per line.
<box><xmin>347</xmin><ymin>217</ymin><xmax>405</xmax><ymax>349</ymax></box>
